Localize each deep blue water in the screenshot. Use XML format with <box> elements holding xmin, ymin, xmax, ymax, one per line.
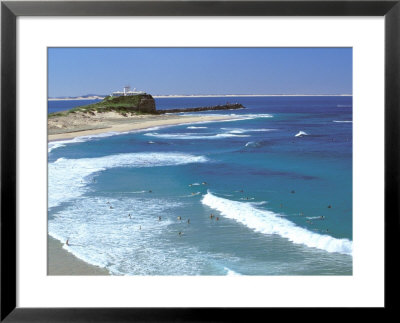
<box><xmin>48</xmin><ymin>99</ymin><xmax>101</xmax><ymax>113</ymax></box>
<box><xmin>48</xmin><ymin>96</ymin><xmax>352</xmax><ymax>275</ymax></box>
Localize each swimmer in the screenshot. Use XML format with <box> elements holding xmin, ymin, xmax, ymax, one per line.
<box><xmin>187</xmin><ymin>219</ymin><xmax>190</xmax><ymax>224</ymax></box>
<box><xmin>110</xmin><ymin>206</ymin><xmax>113</xmax><ymax>209</ymax></box>
<box><xmin>65</xmin><ymin>239</ymin><xmax>69</xmax><ymax>246</ymax></box>
<box><xmin>177</xmin><ymin>216</ymin><xmax>182</xmax><ymax>221</ymax></box>
<box><xmin>210</xmin><ymin>214</ymin><xmax>214</xmax><ymax>219</ymax></box>
<box><xmin>139</xmin><ymin>225</ymin><xmax>141</xmax><ymax>230</ymax></box>
<box><xmin>178</xmin><ymin>231</ymin><xmax>182</xmax><ymax>236</ymax></box>
<box><xmin>320</xmin><ymin>216</ymin><xmax>325</xmax><ymax>220</ymax></box>
<box><xmin>128</xmin><ymin>214</ymin><xmax>131</xmax><ymax>219</ymax></box>
<box><xmin>106</xmin><ymin>201</ymin><xmax>110</xmax><ymax>204</ymax></box>
<box><xmin>202</xmin><ymin>182</ymin><xmax>207</xmax><ymax>185</ymax></box>
<box><xmin>291</xmin><ymin>190</ymin><xmax>295</xmax><ymax>194</ymax></box>
<box><xmin>158</xmin><ymin>216</ymin><xmax>161</xmax><ymax>221</ymax></box>
<box><xmin>327</xmin><ymin>205</ymin><xmax>332</xmax><ymax>209</ymax></box>
<box><xmin>149</xmin><ymin>190</ymin><xmax>152</xmax><ymax>193</ymax></box>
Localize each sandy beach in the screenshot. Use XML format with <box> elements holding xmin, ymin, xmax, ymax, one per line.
<box><xmin>48</xmin><ymin>112</ymin><xmax>236</xmax><ymax>141</ymax></box>
<box><xmin>48</xmin><ymin>235</ymin><xmax>109</xmax><ymax>275</ymax></box>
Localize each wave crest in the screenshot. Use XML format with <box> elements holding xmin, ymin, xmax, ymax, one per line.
<box><xmin>48</xmin><ymin>152</ymin><xmax>208</xmax><ymax>208</ymax></box>
<box><xmin>201</xmin><ymin>192</ymin><xmax>352</xmax><ymax>255</ymax></box>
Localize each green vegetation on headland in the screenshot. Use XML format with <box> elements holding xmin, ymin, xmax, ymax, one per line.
<box><xmin>49</xmin><ymin>94</ymin><xmax>245</xmax><ymax>118</ymax></box>
<box><xmin>49</xmin><ymin>94</ymin><xmax>156</xmax><ymax>117</ymax></box>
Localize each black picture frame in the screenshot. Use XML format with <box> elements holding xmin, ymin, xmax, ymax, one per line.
<box><xmin>1</xmin><ymin>0</ymin><xmax>399</xmax><ymax>321</ymax></box>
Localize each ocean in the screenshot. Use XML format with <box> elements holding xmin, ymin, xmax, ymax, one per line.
<box><xmin>48</xmin><ymin>96</ymin><xmax>353</xmax><ymax>275</ymax></box>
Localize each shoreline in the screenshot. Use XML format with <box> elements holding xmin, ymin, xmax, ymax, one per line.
<box><xmin>48</xmin><ymin>235</ymin><xmax>110</xmax><ymax>275</ymax></box>
<box><xmin>48</xmin><ymin>114</ymin><xmax>237</xmax><ymax>142</ymax></box>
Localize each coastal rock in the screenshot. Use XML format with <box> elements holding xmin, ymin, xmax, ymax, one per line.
<box><xmin>137</xmin><ymin>95</ymin><xmax>156</xmax><ymax>113</ymax></box>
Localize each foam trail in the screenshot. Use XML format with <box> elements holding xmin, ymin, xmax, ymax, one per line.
<box><xmin>333</xmin><ymin>120</ymin><xmax>352</xmax><ymax>123</ymax></box>
<box><xmin>48</xmin><ymin>132</ymin><xmax>127</xmax><ymax>153</ymax></box>
<box><xmin>202</xmin><ymin>192</ymin><xmax>352</xmax><ymax>255</ymax></box>
<box><xmin>48</xmin><ymin>152</ymin><xmax>208</xmax><ymax>208</ymax></box>
<box><xmin>295</xmin><ymin>131</ymin><xmax>308</xmax><ymax>137</ymax></box>
<box><xmin>144</xmin><ymin>132</ymin><xmax>250</xmax><ymax>140</ymax></box>
<box><xmin>221</xmin><ymin>128</ymin><xmax>275</xmax><ymax>134</ymax></box>
<box><xmin>245</xmin><ymin>141</ymin><xmax>258</xmax><ymax>148</ymax></box>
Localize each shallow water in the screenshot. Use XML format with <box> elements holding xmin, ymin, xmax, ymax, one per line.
<box><xmin>48</xmin><ymin>96</ymin><xmax>352</xmax><ymax>275</ymax></box>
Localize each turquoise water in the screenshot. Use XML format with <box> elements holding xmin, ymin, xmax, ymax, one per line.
<box><xmin>48</xmin><ymin>96</ymin><xmax>352</xmax><ymax>275</ymax></box>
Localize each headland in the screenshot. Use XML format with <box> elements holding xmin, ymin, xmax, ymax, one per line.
<box><xmin>48</xmin><ymin>94</ymin><xmax>245</xmax><ymax>141</ymax></box>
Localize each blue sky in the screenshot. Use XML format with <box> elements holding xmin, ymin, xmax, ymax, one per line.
<box><xmin>48</xmin><ymin>48</ymin><xmax>352</xmax><ymax>97</ymax></box>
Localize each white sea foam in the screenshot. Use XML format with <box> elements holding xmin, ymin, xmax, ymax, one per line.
<box><xmin>225</xmin><ymin>113</ymin><xmax>274</xmax><ymax>121</ymax></box>
<box><xmin>48</xmin><ymin>127</ymin><xmax>168</xmax><ymax>153</ymax></box>
<box><xmin>48</xmin><ymin>152</ymin><xmax>208</xmax><ymax>208</ymax></box>
<box><xmin>48</xmin><ymin>196</ymin><xmax>189</xmax><ymax>275</ymax></box>
<box><xmin>295</xmin><ymin>131</ymin><xmax>308</xmax><ymax>137</ymax></box>
<box><xmin>182</xmin><ymin>113</ymin><xmax>273</xmax><ymax>122</ymax></box>
<box><xmin>245</xmin><ymin>141</ymin><xmax>264</xmax><ymax>148</ymax></box>
<box><xmin>221</xmin><ymin>128</ymin><xmax>275</xmax><ymax>134</ymax></box>
<box><xmin>187</xmin><ymin>126</ymin><xmax>208</xmax><ymax>129</ymax></box>
<box><xmin>251</xmin><ymin>201</ymin><xmax>268</xmax><ymax>206</ymax></box>
<box><xmin>202</xmin><ymin>192</ymin><xmax>352</xmax><ymax>255</ymax></box>
<box><xmin>224</xmin><ymin>267</ymin><xmax>242</xmax><ymax>276</ymax></box>
<box><xmin>48</xmin><ymin>131</ymin><xmax>128</xmax><ymax>153</ymax></box>
<box><xmin>144</xmin><ymin>132</ymin><xmax>250</xmax><ymax>140</ymax></box>
<box><xmin>49</xmin><ymin>195</ymin><xmax>240</xmax><ymax>275</ymax></box>
<box><xmin>333</xmin><ymin>120</ymin><xmax>352</xmax><ymax>123</ymax></box>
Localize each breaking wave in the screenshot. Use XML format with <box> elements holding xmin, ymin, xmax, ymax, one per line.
<box><xmin>48</xmin><ymin>152</ymin><xmax>208</xmax><ymax>208</ymax></box>
<box><xmin>201</xmin><ymin>192</ymin><xmax>352</xmax><ymax>255</ymax></box>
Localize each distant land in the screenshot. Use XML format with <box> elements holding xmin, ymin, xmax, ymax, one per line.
<box><xmin>49</xmin><ymin>93</ymin><xmax>352</xmax><ymax>101</ymax></box>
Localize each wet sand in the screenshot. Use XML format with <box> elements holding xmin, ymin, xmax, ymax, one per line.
<box><xmin>48</xmin><ymin>235</ymin><xmax>109</xmax><ymax>275</ymax></box>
